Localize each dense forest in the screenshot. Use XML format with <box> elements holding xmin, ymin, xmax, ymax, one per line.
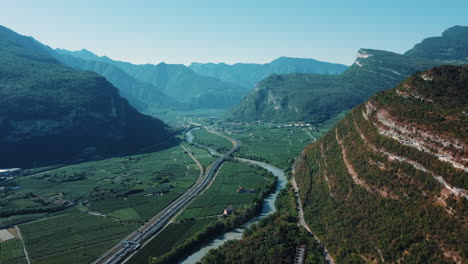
<box><xmin>200</xmin><ymin>186</ymin><xmax>326</xmax><ymax>264</ymax></box>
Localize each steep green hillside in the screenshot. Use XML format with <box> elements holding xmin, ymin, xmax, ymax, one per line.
<box><xmin>405</xmin><ymin>25</ymin><xmax>468</xmax><ymax>64</ymax></box>
<box><xmin>189</xmin><ymin>57</ymin><xmax>348</xmax><ymax>89</ymax></box>
<box><xmin>294</xmin><ymin>66</ymin><xmax>467</xmax><ymax>263</ymax></box>
<box><xmin>0</xmin><ymin>26</ymin><xmax>170</xmax><ymax>167</ymax></box>
<box><xmin>58</xmin><ymin>49</ymin><xmax>249</xmax><ymax>109</ymax></box>
<box><xmin>228</xmin><ymin>49</ymin><xmax>441</xmax><ymax>123</ymax></box>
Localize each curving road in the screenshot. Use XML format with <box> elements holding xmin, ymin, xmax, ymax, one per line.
<box><xmin>291</xmin><ymin>177</ymin><xmax>335</xmax><ymax>264</ymax></box>
<box><xmin>92</xmin><ymin>132</ymin><xmax>240</xmax><ymax>264</ymax></box>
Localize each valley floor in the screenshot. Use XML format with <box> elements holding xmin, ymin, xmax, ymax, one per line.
<box><xmin>0</xmin><ymin>117</ymin><xmax>334</xmax><ymax>264</ymax></box>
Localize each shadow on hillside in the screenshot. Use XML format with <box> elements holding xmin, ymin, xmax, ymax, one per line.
<box><xmin>0</xmin><ymin>132</ymin><xmax>182</xmax><ymax>169</ymax></box>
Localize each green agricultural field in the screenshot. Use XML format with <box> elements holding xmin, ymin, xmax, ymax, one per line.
<box><xmin>144</xmin><ymin>107</ymin><xmax>225</xmax><ymax>126</ymax></box>
<box><xmin>128</xmin><ymin>218</ymin><xmax>218</xmax><ymax>263</ymax></box>
<box><xmin>181</xmin><ymin>144</ymin><xmax>216</xmax><ymax>168</ymax></box>
<box><xmin>224</xmin><ymin>124</ymin><xmax>320</xmax><ymax>169</ymax></box>
<box><xmin>0</xmin><ymin>145</ymin><xmax>209</xmax><ymax>263</ymax></box>
<box><xmin>192</xmin><ymin>128</ymin><xmax>233</xmax><ymax>152</ymax></box>
<box><xmin>33</xmin><ymin>241</ymin><xmax>116</xmax><ymax>264</ymax></box>
<box><xmin>178</xmin><ymin>161</ymin><xmax>271</xmax><ymax>220</ymax></box>
<box><xmin>20</xmin><ymin>212</ymin><xmax>135</xmax><ymax>261</ymax></box>
<box><xmin>0</xmin><ymin>238</ymin><xmax>27</xmax><ymax>264</ymax></box>
<box><xmin>129</xmin><ymin>160</ymin><xmax>274</xmax><ymax>263</ymax></box>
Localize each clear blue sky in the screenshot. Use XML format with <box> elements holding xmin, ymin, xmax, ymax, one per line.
<box><xmin>1</xmin><ymin>0</ymin><xmax>467</xmax><ymax>65</ymax></box>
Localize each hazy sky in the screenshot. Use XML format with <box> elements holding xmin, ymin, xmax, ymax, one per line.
<box><xmin>1</xmin><ymin>0</ymin><xmax>467</xmax><ymax>65</ymax></box>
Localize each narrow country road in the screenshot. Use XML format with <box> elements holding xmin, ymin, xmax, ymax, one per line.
<box><xmin>304</xmin><ymin>129</ymin><xmax>317</xmax><ymax>142</ymax></box>
<box><xmin>180</xmin><ymin>144</ymin><xmax>204</xmax><ymax>179</ymax></box>
<box><xmin>16</xmin><ymin>225</ymin><xmax>31</xmax><ymax>264</ymax></box>
<box><xmin>291</xmin><ymin>177</ymin><xmax>335</xmax><ymax>264</ymax></box>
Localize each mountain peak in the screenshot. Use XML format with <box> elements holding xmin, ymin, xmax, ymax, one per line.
<box><xmin>79</xmin><ymin>48</ymin><xmax>95</xmax><ymax>55</ymax></box>
<box><xmin>442</xmin><ymin>25</ymin><xmax>468</xmax><ymax>38</ymax></box>
<box><xmin>353</xmin><ymin>49</ymin><xmax>374</xmax><ymax>66</ymax></box>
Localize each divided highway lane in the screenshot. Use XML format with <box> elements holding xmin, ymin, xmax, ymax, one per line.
<box><xmin>93</xmin><ymin>131</ymin><xmax>240</xmax><ymax>264</ymax></box>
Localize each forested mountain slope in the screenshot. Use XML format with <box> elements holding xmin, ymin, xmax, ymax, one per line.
<box><xmin>0</xmin><ymin>26</ymin><xmax>170</xmax><ymax>167</ymax></box>
<box><xmin>405</xmin><ymin>25</ymin><xmax>468</xmax><ymax>64</ymax></box>
<box><xmin>55</xmin><ymin>50</ymin><xmax>178</xmax><ymax>110</ymax></box>
<box><xmin>228</xmin><ymin>49</ymin><xmax>441</xmax><ymax>123</ymax></box>
<box><xmin>294</xmin><ymin>65</ymin><xmax>467</xmax><ymax>263</ymax></box>
<box><xmin>227</xmin><ymin>26</ymin><xmax>468</xmax><ymax>124</ymax></box>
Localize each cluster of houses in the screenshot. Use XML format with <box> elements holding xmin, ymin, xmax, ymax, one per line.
<box><xmin>225</xmin><ymin>121</ymin><xmax>313</xmax><ymax>128</ymax></box>
<box><xmin>0</xmin><ymin>168</ymin><xmax>21</xmax><ymax>181</ymax></box>
<box><xmin>0</xmin><ymin>168</ymin><xmax>22</xmax><ymax>192</ymax></box>
<box><xmin>0</xmin><ymin>168</ymin><xmax>21</xmax><ymax>177</ymax></box>
<box><xmin>275</xmin><ymin>123</ymin><xmax>313</xmax><ymax>128</ymax></box>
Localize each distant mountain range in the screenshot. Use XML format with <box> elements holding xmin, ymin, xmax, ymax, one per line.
<box><xmin>55</xmin><ymin>49</ymin><xmax>249</xmax><ymax>109</ymax></box>
<box><xmin>294</xmin><ymin>65</ymin><xmax>467</xmax><ymax>263</ymax></box>
<box><xmin>189</xmin><ymin>57</ymin><xmax>348</xmax><ymax>89</ymax></box>
<box><xmin>55</xmin><ymin>50</ymin><xmax>347</xmax><ymax>110</ymax></box>
<box><xmin>227</xmin><ymin>26</ymin><xmax>468</xmax><ymax>123</ymax></box>
<box><xmin>0</xmin><ymin>25</ymin><xmax>170</xmax><ymax>167</ymax></box>
<box><xmin>54</xmin><ymin>49</ymin><xmax>177</xmax><ymax>110</ymax></box>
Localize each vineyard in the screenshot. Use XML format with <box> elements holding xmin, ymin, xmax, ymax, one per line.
<box><xmin>192</xmin><ymin>128</ymin><xmax>233</xmax><ymax>152</ymax></box>
<box><xmin>0</xmin><ymin>145</ymin><xmax>205</xmax><ymax>264</ymax></box>
<box><xmin>0</xmin><ymin>238</ymin><xmax>27</xmax><ymax>264</ymax></box>
<box><xmin>178</xmin><ymin>161</ymin><xmax>270</xmax><ymax>220</ymax></box>
<box><xmin>225</xmin><ymin>124</ymin><xmax>320</xmax><ymax>168</ymax></box>
<box><xmin>128</xmin><ymin>160</ymin><xmax>275</xmax><ymax>263</ymax></box>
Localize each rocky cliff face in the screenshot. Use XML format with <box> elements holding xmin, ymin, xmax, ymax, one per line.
<box><xmin>294</xmin><ymin>65</ymin><xmax>467</xmax><ymax>263</ymax></box>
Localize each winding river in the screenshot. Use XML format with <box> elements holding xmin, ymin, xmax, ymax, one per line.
<box><xmin>182</xmin><ymin>129</ymin><xmax>287</xmax><ymax>263</ymax></box>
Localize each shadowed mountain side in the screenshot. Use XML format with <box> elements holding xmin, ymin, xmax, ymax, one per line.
<box><xmin>57</xmin><ymin>49</ymin><xmax>250</xmax><ymax>109</ymax></box>
<box><xmin>0</xmin><ymin>25</ymin><xmax>172</xmax><ymax>167</ymax></box>
<box><xmin>55</xmin><ymin>51</ymin><xmax>179</xmax><ymax>110</ymax></box>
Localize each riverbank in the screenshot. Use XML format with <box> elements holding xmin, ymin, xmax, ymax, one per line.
<box><xmin>180</xmin><ymin>159</ymin><xmax>287</xmax><ymax>263</ymax></box>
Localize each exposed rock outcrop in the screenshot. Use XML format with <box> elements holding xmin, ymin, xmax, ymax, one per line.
<box><xmin>294</xmin><ymin>65</ymin><xmax>467</xmax><ymax>263</ymax></box>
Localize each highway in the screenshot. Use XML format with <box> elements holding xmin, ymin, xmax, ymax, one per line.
<box><xmin>92</xmin><ymin>127</ymin><xmax>240</xmax><ymax>264</ymax></box>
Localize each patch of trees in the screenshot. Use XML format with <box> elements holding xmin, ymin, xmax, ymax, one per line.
<box><xmin>0</xmin><ymin>204</ymin><xmax>66</xmax><ymax>218</ymax></box>
<box><xmin>36</xmin><ymin>171</ymin><xmax>89</xmax><ymax>183</ymax></box>
<box><xmin>200</xmin><ymin>187</ymin><xmax>326</xmax><ymax>264</ymax></box>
